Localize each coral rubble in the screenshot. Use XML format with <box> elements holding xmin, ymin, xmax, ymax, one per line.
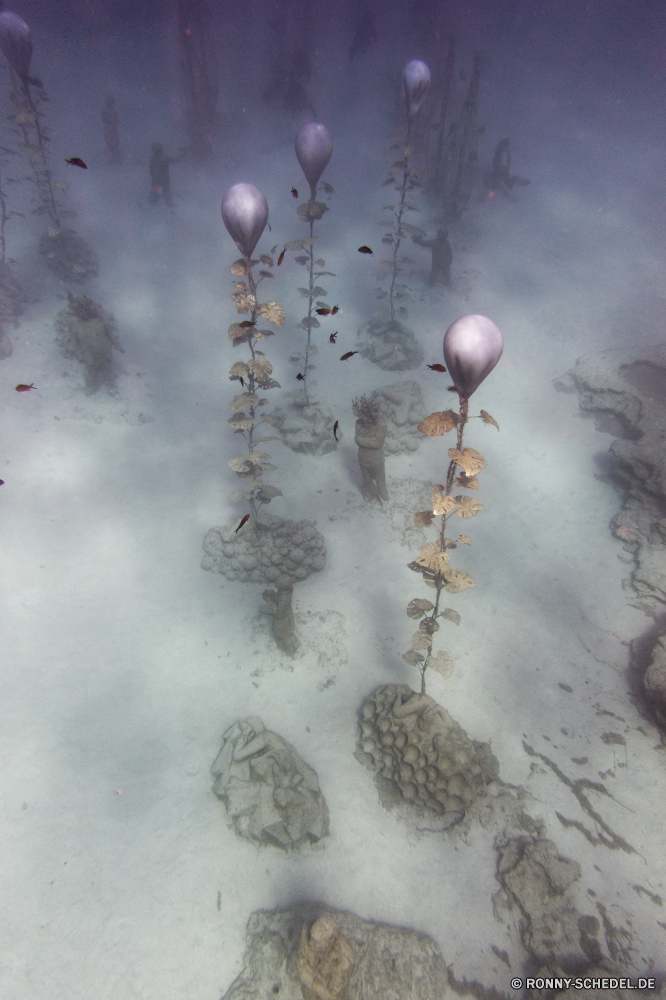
<box><xmin>211</xmin><ymin>718</ymin><xmax>329</xmax><ymax>850</ymax></box>
<box><xmin>356</xmin><ymin>316</ymin><xmax>423</xmax><ymax>371</ymax></box>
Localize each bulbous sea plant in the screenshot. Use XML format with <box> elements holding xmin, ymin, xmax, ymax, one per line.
<box><xmin>222</xmin><ymin>183</ymin><xmax>286</xmax><ymax>526</ymax></box>
<box><xmin>375</xmin><ymin>60</ymin><xmax>430</xmax><ymax>326</ymax></box>
<box><xmin>291</xmin><ymin>121</ymin><xmax>334</xmax><ymax>397</ymax></box>
<box><xmin>403</xmin><ymin>314</ymin><xmax>503</xmax><ymax>695</ymax></box>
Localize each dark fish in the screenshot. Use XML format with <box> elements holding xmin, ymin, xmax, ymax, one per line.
<box><xmin>340</xmin><ymin>351</ymin><xmax>358</xmax><ymax>361</ymax></box>
<box><xmin>15</xmin><ymin>383</ymin><xmax>36</xmax><ymax>392</ymax></box>
<box><xmin>358</xmin><ymin>245</ymin><xmax>373</xmax><ymax>255</ymax></box>
<box><xmin>65</xmin><ymin>157</ymin><xmax>87</xmax><ymax>169</ymax></box>
<box><xmin>235</xmin><ymin>513</ymin><xmax>250</xmax><ymax>533</ymax></box>
<box><xmin>239</xmin><ymin>376</ymin><xmax>245</xmax><ymax>387</ymax></box>
<box><xmin>333</xmin><ymin>420</ymin><xmax>339</xmax><ymax>441</ymax></box>
<box><xmin>316</xmin><ymin>307</ymin><xmax>331</xmax><ymax>316</ymax></box>
<box><xmin>238</xmin><ymin>320</ymin><xmax>255</xmax><ymax>328</ymax></box>
<box><xmin>296</xmin><ymin>373</ymin><xmax>305</xmax><ymax>381</ymax></box>
<box><xmin>291</xmin><ymin>186</ymin><xmax>298</xmax><ymax>198</ymax></box>
<box><xmin>447</xmin><ymin>386</ymin><xmax>458</xmax><ymax>392</ymax></box>
<box><xmin>277</xmin><ymin>248</ymin><xmax>285</xmax><ymax>266</ymax></box>
<box><xmin>427</xmin><ymin>363</ymin><xmax>447</xmax><ymax>373</ymax></box>
<box><xmin>329</xmin><ymin>332</ymin><xmax>338</xmax><ymax>344</ymax></box>
<box><xmin>0</xmin><ymin>479</ymin><xmax>4</xmax><ymax>485</ymax></box>
<box><xmin>330</xmin><ymin>305</ymin><xmax>339</xmax><ymax>315</ymax></box>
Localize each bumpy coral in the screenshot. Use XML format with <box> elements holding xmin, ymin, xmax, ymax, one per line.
<box><xmin>55</xmin><ymin>292</ymin><xmax>123</xmax><ymax>395</ymax></box>
<box><xmin>271</xmin><ymin>390</ymin><xmax>338</xmax><ymax>456</ymax></box>
<box><xmin>201</xmin><ymin>513</ymin><xmax>326</xmax><ymax>583</ymax></box>
<box><xmin>211</xmin><ymin>717</ymin><xmax>329</xmax><ymax>850</ymax></box>
<box><xmin>355</xmin><ymin>685</ymin><xmax>497</xmax><ymax>826</ymax></box>
<box><xmin>356</xmin><ymin>316</ymin><xmax>423</xmax><ymax>371</ymax></box>
<box><xmin>370</xmin><ymin>380</ymin><xmax>427</xmax><ymax>455</ymax></box>
<box><xmin>39</xmin><ymin>227</ymin><xmax>99</xmax><ymax>282</ymax></box>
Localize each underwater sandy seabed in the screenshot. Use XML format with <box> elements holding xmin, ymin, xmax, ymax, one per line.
<box><xmin>1</xmin><ymin>45</ymin><xmax>666</xmax><ymax>1000</ymax></box>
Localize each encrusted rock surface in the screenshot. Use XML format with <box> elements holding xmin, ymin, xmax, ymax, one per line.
<box><xmin>211</xmin><ymin>718</ymin><xmax>329</xmax><ymax>850</ymax></box>
<box><xmin>201</xmin><ymin>513</ymin><xmax>326</xmax><ymax>583</ymax></box>
<box><xmin>221</xmin><ymin>905</ymin><xmax>449</xmax><ymax>1000</ymax></box>
<box><xmin>271</xmin><ymin>389</ymin><xmax>338</xmax><ymax>456</ymax></box>
<box><xmin>39</xmin><ymin>227</ymin><xmax>99</xmax><ymax>282</ymax></box>
<box><xmin>554</xmin><ymin>345</ymin><xmax>666</xmax><ymax>614</ymax></box>
<box><xmin>356</xmin><ymin>316</ymin><xmax>423</xmax><ymax>371</ymax></box>
<box><xmin>370</xmin><ymin>380</ymin><xmax>426</xmax><ymax>455</ymax></box>
<box><xmin>355</xmin><ymin>684</ymin><xmax>498</xmax><ymax>826</ymax></box>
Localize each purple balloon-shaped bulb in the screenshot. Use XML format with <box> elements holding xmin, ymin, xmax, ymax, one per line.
<box><xmin>0</xmin><ymin>10</ymin><xmax>33</xmax><ymax>81</ymax></box>
<box><xmin>443</xmin><ymin>314</ymin><xmax>503</xmax><ymax>399</ymax></box>
<box><xmin>221</xmin><ymin>183</ymin><xmax>269</xmax><ymax>260</ymax></box>
<box><xmin>295</xmin><ymin>122</ymin><xmax>333</xmax><ymax>191</ymax></box>
<box><xmin>402</xmin><ymin>59</ymin><xmax>430</xmax><ymax>120</ymax></box>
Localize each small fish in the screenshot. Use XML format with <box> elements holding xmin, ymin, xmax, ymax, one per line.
<box><xmin>447</xmin><ymin>386</ymin><xmax>458</xmax><ymax>392</ymax></box>
<box><xmin>427</xmin><ymin>363</ymin><xmax>447</xmax><ymax>373</ymax></box>
<box><xmin>238</xmin><ymin>320</ymin><xmax>255</xmax><ymax>328</ymax></box>
<box><xmin>340</xmin><ymin>351</ymin><xmax>358</xmax><ymax>361</ymax></box>
<box><xmin>316</xmin><ymin>307</ymin><xmax>331</xmax><ymax>316</ymax></box>
<box><xmin>235</xmin><ymin>513</ymin><xmax>250</xmax><ymax>533</ymax></box>
<box><xmin>329</xmin><ymin>331</ymin><xmax>338</xmax><ymax>344</ymax></box>
<box><xmin>277</xmin><ymin>248</ymin><xmax>285</xmax><ymax>266</ymax></box>
<box><xmin>333</xmin><ymin>420</ymin><xmax>339</xmax><ymax>441</ymax></box>
<box><xmin>296</xmin><ymin>373</ymin><xmax>305</xmax><ymax>381</ymax></box>
<box><xmin>15</xmin><ymin>383</ymin><xmax>36</xmax><ymax>392</ymax></box>
<box><xmin>330</xmin><ymin>305</ymin><xmax>340</xmax><ymax>315</ymax></box>
<box><xmin>358</xmin><ymin>245</ymin><xmax>373</xmax><ymax>255</ymax></box>
<box><xmin>291</xmin><ymin>186</ymin><xmax>298</xmax><ymax>198</ymax></box>
<box><xmin>0</xmin><ymin>479</ymin><xmax>4</xmax><ymax>485</ymax></box>
<box><xmin>239</xmin><ymin>376</ymin><xmax>245</xmax><ymax>388</ymax></box>
<box><xmin>65</xmin><ymin>157</ymin><xmax>87</xmax><ymax>169</ymax></box>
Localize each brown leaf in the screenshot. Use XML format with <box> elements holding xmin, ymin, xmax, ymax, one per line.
<box><xmin>406</xmin><ymin>598</ymin><xmax>434</xmax><ymax>619</ymax></box>
<box><xmin>257</xmin><ymin>301</ymin><xmax>286</xmax><ymax>327</ymax></box>
<box><xmin>418</xmin><ymin>410</ymin><xmax>460</xmax><ymax>436</ymax></box>
<box><xmin>456</xmin><ymin>535</ymin><xmax>472</xmax><ymax>546</ymax></box>
<box><xmin>415</xmin><ymin>541</ymin><xmax>449</xmax><ymax>572</ymax></box>
<box><xmin>229</xmin><ymin>361</ymin><xmax>250</xmax><ymax>379</ymax></box>
<box><xmin>442</xmin><ymin>568</ymin><xmax>475</xmax><ymax>594</ymax></box>
<box><xmin>418</xmin><ymin>617</ymin><xmax>439</xmax><ymax>635</ymax></box>
<box><xmin>230</xmin><ymin>290</ymin><xmax>255</xmax><ymax>313</ymax></box>
<box><xmin>227</xmin><ymin>457</ymin><xmax>254</xmax><ymax>474</ymax></box>
<box><xmin>440</xmin><ymin>608</ymin><xmax>461</xmax><ymax>625</ymax></box>
<box><xmin>248</xmin><ymin>358</ymin><xmax>273</xmax><ymax>378</ymax></box>
<box><xmin>259</xmin><ymin>254</ymin><xmax>274</xmax><ymax>266</ymax></box>
<box><xmin>455</xmin><ymin>474</ymin><xmax>479</xmax><ymax>490</ymax></box>
<box><xmin>448</xmin><ymin>447</ymin><xmax>486</xmax><ymax>476</ymax></box>
<box><xmin>402</xmin><ymin>650</ymin><xmax>425</xmax><ymax>666</ymax></box>
<box><xmin>230</xmin><ymin>258</ymin><xmax>250</xmax><ymax>276</ymax></box>
<box><xmin>227</xmin><ymin>414</ymin><xmax>255</xmax><ymax>430</ymax></box>
<box><xmin>414</xmin><ymin>510</ymin><xmax>435</xmax><ymax>527</ymax></box>
<box><xmin>254</xmin><ymin>329</ymin><xmax>274</xmax><ymax>341</ymax></box>
<box><xmin>431</xmin><ymin>492</ymin><xmax>459</xmax><ymax>516</ymax></box>
<box><xmin>427</xmin><ymin>650</ymin><xmax>454</xmax><ymax>679</ymax></box>
<box><xmin>228</xmin><ymin>323</ymin><xmax>253</xmax><ymax>346</ymax></box>
<box><xmin>230</xmin><ymin>392</ymin><xmax>258</xmax><ymax>413</ymax></box>
<box><xmin>453</xmin><ymin>496</ymin><xmax>484</xmax><ymax>518</ymax></box>
<box><xmin>284</xmin><ymin>237</ymin><xmax>317</xmax><ymax>250</ymax></box>
<box><xmin>480</xmin><ymin>409</ymin><xmax>499</xmax><ymax>431</ymax></box>
<box><xmin>259</xmin><ymin>270</ymin><xmax>274</xmax><ymax>279</ymax></box>
<box><xmin>411</xmin><ymin>631</ymin><xmax>431</xmax><ymax>651</ymax></box>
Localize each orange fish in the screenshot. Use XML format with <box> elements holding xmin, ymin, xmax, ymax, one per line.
<box><xmin>333</xmin><ymin>420</ymin><xmax>339</xmax><ymax>441</ymax></box>
<box><xmin>235</xmin><ymin>513</ymin><xmax>250</xmax><ymax>533</ymax></box>
<box><xmin>15</xmin><ymin>383</ymin><xmax>36</xmax><ymax>392</ymax></box>
<box><xmin>329</xmin><ymin>332</ymin><xmax>338</xmax><ymax>344</ymax></box>
<box><xmin>427</xmin><ymin>363</ymin><xmax>447</xmax><ymax>373</ymax></box>
<box><xmin>358</xmin><ymin>245</ymin><xmax>373</xmax><ymax>255</ymax></box>
<box><xmin>65</xmin><ymin>157</ymin><xmax>87</xmax><ymax>169</ymax></box>
<box><xmin>277</xmin><ymin>248</ymin><xmax>286</xmax><ymax>266</ymax></box>
<box><xmin>296</xmin><ymin>373</ymin><xmax>305</xmax><ymax>381</ymax></box>
<box><xmin>340</xmin><ymin>351</ymin><xmax>358</xmax><ymax>361</ymax></box>
<box><xmin>316</xmin><ymin>307</ymin><xmax>331</xmax><ymax>316</ymax></box>
<box><xmin>238</xmin><ymin>320</ymin><xmax>255</xmax><ymax>328</ymax></box>
<box><xmin>330</xmin><ymin>305</ymin><xmax>340</xmax><ymax>315</ymax></box>
<box><xmin>291</xmin><ymin>187</ymin><xmax>298</xmax><ymax>198</ymax></box>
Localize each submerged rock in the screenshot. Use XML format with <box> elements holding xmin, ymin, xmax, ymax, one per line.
<box><xmin>370</xmin><ymin>380</ymin><xmax>427</xmax><ymax>455</ymax></box>
<box><xmin>55</xmin><ymin>291</ymin><xmax>123</xmax><ymax>396</ymax></box>
<box><xmin>211</xmin><ymin>718</ymin><xmax>329</xmax><ymax>850</ymax></box>
<box><xmin>356</xmin><ymin>316</ymin><xmax>423</xmax><ymax>371</ymax></box>
<box><xmin>221</xmin><ymin>905</ymin><xmax>449</xmax><ymax>999</ymax></box>
<box><xmin>271</xmin><ymin>390</ymin><xmax>338</xmax><ymax>456</ymax></box>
